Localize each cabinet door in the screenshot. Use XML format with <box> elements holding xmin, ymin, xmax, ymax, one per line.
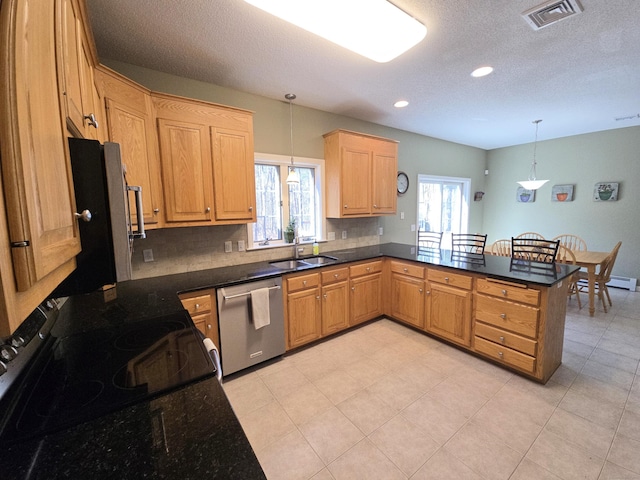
<box><xmin>371</xmin><ymin>151</ymin><xmax>397</xmax><ymax>214</ymax></box>
<box><xmin>192</xmin><ymin>311</ymin><xmax>220</xmax><ymax>352</ymax></box>
<box><xmin>106</xmin><ymin>98</ymin><xmax>161</xmax><ymax>225</ymax></box>
<box><xmin>57</xmin><ymin>0</ymin><xmax>84</xmax><ymax>134</ymax></box>
<box><xmin>426</xmin><ymin>283</ymin><xmax>472</xmax><ymax>347</ymax></box>
<box><xmin>341</xmin><ymin>147</ymin><xmax>371</xmax><ymax>216</ymax></box>
<box><xmin>211</xmin><ymin>127</ymin><xmax>256</xmax><ymax>222</ymax></box>
<box><xmin>1</xmin><ymin>0</ymin><xmax>80</xmax><ymax>292</ymax></box>
<box><xmin>157</xmin><ymin>119</ymin><xmax>213</xmax><ymax>223</ymax></box>
<box><xmin>78</xmin><ymin>33</ymin><xmax>98</xmax><ymax>139</ymax></box>
<box><xmin>287</xmin><ymin>288</ymin><xmax>321</xmax><ymax>348</ymax></box>
<box><xmin>322</xmin><ymin>281</ymin><xmax>349</xmax><ymax>335</ymax></box>
<box><xmin>350</xmin><ymin>273</ymin><xmax>383</xmax><ymax>325</ymax></box>
<box><xmin>390</xmin><ymin>274</ymin><xmax>425</xmax><ymax>328</ymax></box>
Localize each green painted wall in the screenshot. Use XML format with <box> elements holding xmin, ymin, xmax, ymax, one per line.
<box><xmin>484</xmin><ymin>126</ymin><xmax>640</xmax><ymax>280</ymax></box>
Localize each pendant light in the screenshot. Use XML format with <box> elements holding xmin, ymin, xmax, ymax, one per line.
<box><xmin>517</xmin><ymin>119</ymin><xmax>548</xmax><ymax>191</ymax></box>
<box><xmin>285</xmin><ymin>93</ymin><xmax>300</xmax><ymax>185</ymax></box>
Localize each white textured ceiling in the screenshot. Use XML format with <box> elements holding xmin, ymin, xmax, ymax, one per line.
<box><xmin>86</xmin><ymin>0</ymin><xmax>640</xmax><ymax>149</ymax></box>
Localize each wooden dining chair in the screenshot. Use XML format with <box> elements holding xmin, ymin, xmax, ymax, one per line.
<box><xmin>489</xmin><ymin>239</ymin><xmax>511</xmax><ymax>257</ymax></box>
<box><xmin>552</xmin><ymin>234</ymin><xmax>588</xmax><ymax>252</ymax></box>
<box><xmin>515</xmin><ymin>231</ymin><xmax>545</xmax><ymax>240</ymax></box>
<box><xmin>556</xmin><ymin>244</ymin><xmax>581</xmax><ymax>308</ymax></box>
<box><xmin>511</xmin><ymin>237</ymin><xmax>560</xmax><ymax>263</ymax></box>
<box><xmin>417</xmin><ymin>230</ymin><xmax>443</xmax><ymax>253</ymax></box>
<box><xmin>452</xmin><ymin>233</ymin><xmax>487</xmax><ymax>254</ymax></box>
<box><xmin>577</xmin><ymin>241</ymin><xmax>622</xmax><ymax>312</ymax></box>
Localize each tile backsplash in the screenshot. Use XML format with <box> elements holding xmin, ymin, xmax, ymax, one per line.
<box><xmin>131</xmin><ymin>218</ymin><xmax>382</xmax><ymax>279</ymax></box>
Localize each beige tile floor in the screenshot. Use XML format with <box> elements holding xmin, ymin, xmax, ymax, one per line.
<box><xmin>222</xmin><ymin>288</ymin><xmax>640</xmax><ymax>480</ymax></box>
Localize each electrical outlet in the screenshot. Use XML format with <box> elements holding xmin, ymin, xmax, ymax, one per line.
<box><xmin>143</xmin><ymin>249</ymin><xmax>154</xmax><ymax>262</ymax></box>
<box><xmin>237</xmin><ymin>240</ymin><xmax>245</xmax><ymax>252</ymax></box>
<box><xmin>328</xmin><ymin>231</ymin><xmax>336</xmax><ymax>241</ymax></box>
<box><xmin>224</xmin><ymin>241</ymin><xmax>232</xmax><ymax>253</ymax></box>
<box><xmin>401</xmin><ymin>212</ymin><xmax>405</xmax><ymax>220</ymax></box>
<box><xmin>341</xmin><ymin>230</ymin><xmax>347</xmax><ymax>239</ymax></box>
<box><xmin>378</xmin><ymin>227</ymin><xmax>383</xmax><ymax>235</ymax></box>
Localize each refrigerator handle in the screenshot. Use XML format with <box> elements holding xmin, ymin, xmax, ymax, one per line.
<box><xmin>127</xmin><ymin>185</ymin><xmax>146</xmax><ymax>240</ymax></box>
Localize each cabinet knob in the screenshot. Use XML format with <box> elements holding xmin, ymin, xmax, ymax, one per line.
<box><xmin>444</xmin><ymin>277</ymin><xmax>449</xmax><ymax>282</ymax></box>
<box><xmin>351</xmin><ymin>287</ymin><xmax>355</xmax><ymax>291</ymax></box>
<box><xmin>344</xmin><ymin>205</ymin><xmax>348</xmax><ymax>209</ymax></box>
<box><xmin>501</xmin><ymin>289</ymin><xmax>507</xmax><ymax>296</ymax></box>
<box><xmin>205</xmin><ymin>207</ymin><xmax>211</xmax><ymax>213</ymax></box>
<box><xmin>373</xmin><ymin>204</ymin><xmax>378</xmax><ymax>209</ymax></box>
<box><xmin>249</xmin><ymin>206</ymin><xmax>253</xmax><ymax>211</ymax></box>
<box><xmin>419</xmin><ymin>288</ymin><xmax>423</xmax><ymax>293</ymax></box>
<box><xmin>74</xmin><ymin>209</ymin><xmax>92</xmax><ymax>222</ymax></box>
<box><xmin>334</xmin><ymin>274</ymin><xmax>338</xmax><ymax>279</ymax></box>
<box><xmin>316</xmin><ymin>295</ymin><xmax>320</xmax><ymax>300</ymax></box>
<box><xmin>426</xmin><ymin>290</ymin><xmax>431</xmax><ymax>295</ymax></box>
<box><xmin>403</xmin><ymin>268</ymin><xmax>408</xmax><ymax>272</ymax></box>
<box><xmin>500</xmin><ymin>313</ymin><xmax>506</xmax><ymax>319</ymax></box>
<box><xmin>303</xmin><ymin>280</ymin><xmax>307</xmax><ymax>286</ymax></box>
<box><xmin>84</xmin><ymin>113</ymin><xmax>98</xmax><ymax>128</ymax></box>
<box><xmin>498</xmin><ymin>351</ymin><xmax>504</xmax><ymax>358</ymax></box>
<box><xmin>499</xmin><ymin>336</ymin><xmax>505</xmax><ymax>343</ymax></box>
<box><xmin>153</xmin><ymin>208</ymin><xmax>160</xmax><ymax>214</ymax></box>
<box><xmin>207</xmin><ymin>324</ymin><xmax>212</xmax><ymax>330</ymax></box>
<box><xmin>366</xmin><ymin>267</ymin><xmax>370</xmax><ymax>272</ymax></box>
<box><xmin>323</xmin><ymin>294</ymin><xmax>327</xmax><ymax>299</ymax></box>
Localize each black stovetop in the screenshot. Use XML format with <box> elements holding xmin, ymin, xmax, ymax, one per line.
<box><xmin>1</xmin><ymin>310</ymin><xmax>215</xmax><ymax>445</ymax></box>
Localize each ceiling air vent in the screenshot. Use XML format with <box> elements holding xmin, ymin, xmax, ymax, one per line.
<box><xmin>522</xmin><ymin>0</ymin><xmax>584</xmax><ymax>30</ymax></box>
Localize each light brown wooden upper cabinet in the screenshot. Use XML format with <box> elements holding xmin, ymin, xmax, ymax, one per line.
<box><xmin>95</xmin><ymin>66</ymin><xmax>163</xmax><ymax>226</ymax></box>
<box><xmin>0</xmin><ymin>0</ymin><xmax>79</xmax><ymax>331</ymax></box>
<box><xmin>153</xmin><ymin>93</ymin><xmax>256</xmax><ymax>226</ymax></box>
<box><xmin>324</xmin><ymin>129</ymin><xmax>398</xmax><ymax>218</ymax></box>
<box><xmin>56</xmin><ymin>0</ymin><xmax>100</xmax><ymax>139</ymax></box>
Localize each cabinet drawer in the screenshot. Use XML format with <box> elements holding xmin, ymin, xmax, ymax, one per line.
<box><xmin>474</xmin><ymin>336</ymin><xmax>536</xmax><ymax>374</ymax></box>
<box><xmin>476</xmin><ymin>278</ymin><xmax>540</xmax><ymax>306</ymax></box>
<box><xmin>287</xmin><ymin>272</ymin><xmax>320</xmax><ymax>292</ymax></box>
<box><xmin>390</xmin><ymin>260</ymin><xmax>425</xmax><ymax>279</ymax></box>
<box><xmin>180</xmin><ymin>294</ymin><xmax>212</xmax><ymax>315</ymax></box>
<box><xmin>475</xmin><ymin>294</ymin><xmax>539</xmax><ymax>338</ymax></box>
<box><xmin>427</xmin><ymin>269</ymin><xmax>472</xmax><ymax>290</ymax></box>
<box><xmin>321</xmin><ymin>267</ymin><xmax>349</xmax><ymax>284</ymax></box>
<box><xmin>475</xmin><ymin>322</ymin><xmax>537</xmax><ymax>356</ymax></box>
<box><xmin>350</xmin><ymin>260</ymin><xmax>383</xmax><ymax>278</ymax></box>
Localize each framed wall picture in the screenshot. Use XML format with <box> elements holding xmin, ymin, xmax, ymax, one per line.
<box><xmin>552</xmin><ymin>184</ymin><xmax>574</xmax><ymax>202</ymax></box>
<box><xmin>516</xmin><ymin>187</ymin><xmax>535</xmax><ymax>203</ymax></box>
<box><xmin>594</xmin><ymin>182</ymin><xmax>619</xmax><ymax>201</ymax></box>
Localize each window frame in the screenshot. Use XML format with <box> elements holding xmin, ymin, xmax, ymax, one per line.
<box><xmin>247</xmin><ymin>152</ymin><xmax>325</xmax><ymax>250</ymax></box>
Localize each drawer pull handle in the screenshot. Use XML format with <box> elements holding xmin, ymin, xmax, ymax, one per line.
<box><xmin>498</xmin><ymin>351</ymin><xmax>504</xmax><ymax>358</ymax></box>
<box><xmin>499</xmin><ymin>336</ymin><xmax>505</xmax><ymax>343</ymax></box>
<box><xmin>195</xmin><ymin>303</ymin><xmax>200</xmax><ymax>310</ymax></box>
<box><xmin>501</xmin><ymin>289</ymin><xmax>507</xmax><ymax>296</ymax></box>
<box><xmin>419</xmin><ymin>288</ymin><xmax>423</xmax><ymax>293</ymax></box>
<box><xmin>403</xmin><ymin>268</ymin><xmax>408</xmax><ymax>272</ymax></box>
<box><xmin>366</xmin><ymin>267</ymin><xmax>370</xmax><ymax>272</ymax></box>
<box><xmin>351</xmin><ymin>287</ymin><xmax>355</xmax><ymax>291</ymax></box>
<box><xmin>323</xmin><ymin>294</ymin><xmax>327</xmax><ymax>299</ymax></box>
<box><xmin>334</xmin><ymin>274</ymin><xmax>339</xmax><ymax>278</ymax></box>
<box><xmin>316</xmin><ymin>295</ymin><xmax>320</xmax><ymax>300</ymax></box>
<box><xmin>207</xmin><ymin>324</ymin><xmax>212</xmax><ymax>329</ymax></box>
<box><xmin>303</xmin><ymin>280</ymin><xmax>307</xmax><ymax>286</ymax></box>
<box><xmin>500</xmin><ymin>313</ymin><xmax>506</xmax><ymax>319</ymax></box>
<box><xmin>445</xmin><ymin>277</ymin><xmax>449</xmax><ymax>282</ymax></box>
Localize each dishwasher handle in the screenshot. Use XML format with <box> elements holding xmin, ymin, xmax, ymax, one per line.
<box><xmin>203</xmin><ymin>338</ymin><xmax>222</xmax><ymax>382</ymax></box>
<box><xmin>221</xmin><ymin>285</ymin><xmax>281</xmax><ymax>300</ymax></box>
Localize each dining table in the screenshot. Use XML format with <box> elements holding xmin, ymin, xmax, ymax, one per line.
<box><xmin>572</xmin><ymin>250</ymin><xmax>611</xmax><ymax>316</ymax></box>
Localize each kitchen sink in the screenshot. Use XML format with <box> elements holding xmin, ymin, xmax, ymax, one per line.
<box><xmin>269</xmin><ymin>259</ymin><xmax>308</xmax><ymax>269</ymax></box>
<box><xmin>299</xmin><ymin>255</ymin><xmax>338</xmax><ymax>265</ymax></box>
<box><xmin>269</xmin><ymin>255</ymin><xmax>338</xmax><ymax>270</ymax></box>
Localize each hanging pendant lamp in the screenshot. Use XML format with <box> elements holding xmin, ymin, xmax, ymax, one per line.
<box><xmin>285</xmin><ymin>93</ymin><xmax>300</xmax><ymax>185</ymax></box>
<box><xmin>517</xmin><ymin>119</ymin><xmax>548</xmax><ymax>191</ymax></box>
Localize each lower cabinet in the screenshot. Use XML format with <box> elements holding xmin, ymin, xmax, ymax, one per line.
<box><xmin>349</xmin><ymin>260</ymin><xmax>383</xmax><ymax>326</ymax></box>
<box><xmin>425</xmin><ymin>269</ymin><xmax>473</xmax><ymax>347</ymax></box>
<box><xmin>389</xmin><ymin>260</ymin><xmax>426</xmax><ymax>329</ymax></box>
<box><xmin>320</xmin><ymin>267</ymin><xmax>349</xmax><ymax>335</ymax></box>
<box><xmin>285</xmin><ymin>272</ymin><xmax>322</xmax><ymax>349</ymax></box>
<box><xmin>179</xmin><ymin>289</ymin><xmax>219</xmax><ymax>351</ymax></box>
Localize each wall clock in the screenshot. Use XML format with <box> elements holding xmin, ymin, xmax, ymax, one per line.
<box><xmin>397</xmin><ymin>171</ymin><xmax>409</xmax><ymax>195</ymax></box>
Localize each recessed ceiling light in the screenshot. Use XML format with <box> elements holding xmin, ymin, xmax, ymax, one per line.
<box><xmin>394</xmin><ymin>100</ymin><xmax>409</xmax><ymax>108</ymax></box>
<box><xmin>471</xmin><ymin>66</ymin><xmax>494</xmax><ymax>78</ymax></box>
<box><xmin>245</xmin><ymin>0</ymin><xmax>427</xmax><ymax>63</ymax></box>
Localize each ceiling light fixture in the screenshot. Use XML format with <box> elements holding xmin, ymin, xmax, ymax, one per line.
<box><xmin>517</xmin><ymin>119</ymin><xmax>549</xmax><ymax>191</ymax></box>
<box><xmin>471</xmin><ymin>66</ymin><xmax>494</xmax><ymax>78</ymax></box>
<box><xmin>394</xmin><ymin>100</ymin><xmax>409</xmax><ymax>108</ymax></box>
<box><xmin>244</xmin><ymin>0</ymin><xmax>427</xmax><ymax>63</ymax></box>
<box><xmin>285</xmin><ymin>93</ymin><xmax>300</xmax><ymax>185</ymax></box>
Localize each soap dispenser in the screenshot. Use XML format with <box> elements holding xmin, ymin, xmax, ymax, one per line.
<box><xmin>312</xmin><ymin>240</ymin><xmax>319</xmax><ymax>256</ymax></box>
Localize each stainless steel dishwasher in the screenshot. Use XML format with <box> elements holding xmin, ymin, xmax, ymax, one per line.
<box><xmin>216</xmin><ymin>277</ymin><xmax>285</xmax><ymax>376</ymax></box>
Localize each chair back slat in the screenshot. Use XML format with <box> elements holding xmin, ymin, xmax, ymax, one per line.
<box><xmin>515</xmin><ymin>232</ymin><xmax>545</xmax><ymax>240</ymax></box>
<box><xmin>452</xmin><ymin>233</ymin><xmax>487</xmax><ymax>254</ymax></box>
<box><xmin>489</xmin><ymin>239</ymin><xmax>511</xmax><ymax>257</ymax></box>
<box><xmin>511</xmin><ymin>237</ymin><xmax>560</xmax><ymax>264</ymax></box>
<box><xmin>417</xmin><ymin>231</ymin><xmax>443</xmax><ymax>254</ymax></box>
<box><xmin>552</xmin><ymin>234</ymin><xmax>588</xmax><ymax>252</ymax></box>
